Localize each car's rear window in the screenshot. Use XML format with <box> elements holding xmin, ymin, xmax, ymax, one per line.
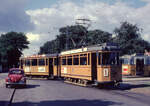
<box><xmin>9</xmin><ymin>70</ymin><xmax>24</xmax><ymax>74</ymax></box>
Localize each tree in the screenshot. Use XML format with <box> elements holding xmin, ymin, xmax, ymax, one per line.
<box><xmin>59</xmin><ymin>25</ymin><xmax>87</xmax><ymax>49</ymax></box>
<box><xmin>113</xmin><ymin>21</ymin><xmax>150</xmax><ymax>55</ymax></box>
<box><xmin>39</xmin><ymin>25</ymin><xmax>113</xmax><ymax>54</ymax></box>
<box><xmin>0</xmin><ymin>32</ymin><xmax>29</xmax><ymax>68</ymax></box>
<box><xmin>87</xmin><ymin>30</ymin><xmax>112</xmax><ymax>45</ymax></box>
<box><xmin>39</xmin><ymin>25</ymin><xmax>88</xmax><ymax>54</ymax></box>
<box><xmin>39</xmin><ymin>40</ymin><xmax>58</xmax><ymax>54</ymax></box>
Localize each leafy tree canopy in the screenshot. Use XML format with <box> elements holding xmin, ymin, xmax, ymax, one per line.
<box><xmin>39</xmin><ymin>21</ymin><xmax>150</xmax><ymax>56</ymax></box>
<box><xmin>0</xmin><ymin>31</ymin><xmax>29</xmax><ymax>68</ymax></box>
<box><xmin>113</xmin><ymin>21</ymin><xmax>150</xmax><ymax>55</ymax></box>
<box><xmin>39</xmin><ymin>25</ymin><xmax>112</xmax><ymax>54</ymax></box>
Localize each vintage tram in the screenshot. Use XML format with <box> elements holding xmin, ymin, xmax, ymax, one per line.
<box><xmin>20</xmin><ymin>54</ymin><xmax>60</xmax><ymax>79</ymax></box>
<box><xmin>60</xmin><ymin>43</ymin><xmax>122</xmax><ymax>86</ymax></box>
<box><xmin>20</xmin><ymin>43</ymin><xmax>122</xmax><ymax>86</ymax></box>
<box><xmin>121</xmin><ymin>54</ymin><xmax>150</xmax><ymax>76</ymax></box>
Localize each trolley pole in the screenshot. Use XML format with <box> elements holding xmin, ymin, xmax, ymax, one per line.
<box><xmin>66</xmin><ymin>26</ymin><xmax>69</xmax><ymax>50</ymax></box>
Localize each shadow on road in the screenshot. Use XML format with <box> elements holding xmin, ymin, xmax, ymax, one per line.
<box><xmin>0</xmin><ymin>101</ymin><xmax>9</xmax><ymax>106</ymax></box>
<box><xmin>10</xmin><ymin>84</ymin><xmax>40</xmax><ymax>89</ymax></box>
<box><xmin>95</xmin><ymin>83</ymin><xmax>150</xmax><ymax>91</ymax></box>
<box><xmin>117</xmin><ymin>83</ymin><xmax>150</xmax><ymax>90</ymax></box>
<box><xmin>12</xmin><ymin>99</ymin><xmax>123</xmax><ymax>106</ymax></box>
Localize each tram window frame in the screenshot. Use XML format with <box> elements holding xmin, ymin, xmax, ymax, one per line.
<box><xmin>62</xmin><ymin>57</ymin><xmax>66</xmax><ymax>65</ymax></box>
<box><xmin>31</xmin><ymin>59</ymin><xmax>37</xmax><ymax>66</ymax></box>
<box><xmin>80</xmin><ymin>54</ymin><xmax>87</xmax><ymax>65</ymax></box>
<box><xmin>67</xmin><ymin>56</ymin><xmax>72</xmax><ymax>65</ymax></box>
<box><xmin>38</xmin><ymin>59</ymin><xmax>45</xmax><ymax>66</ymax></box>
<box><xmin>73</xmin><ymin>55</ymin><xmax>79</xmax><ymax>65</ymax></box>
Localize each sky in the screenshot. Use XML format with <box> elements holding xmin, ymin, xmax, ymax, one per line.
<box><xmin>0</xmin><ymin>0</ymin><xmax>150</xmax><ymax>56</ymax></box>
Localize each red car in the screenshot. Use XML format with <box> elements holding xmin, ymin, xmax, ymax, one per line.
<box><xmin>5</xmin><ymin>68</ymin><xmax>26</xmax><ymax>88</ymax></box>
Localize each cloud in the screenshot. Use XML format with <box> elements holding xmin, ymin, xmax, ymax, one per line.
<box><xmin>26</xmin><ymin>33</ymin><xmax>40</xmax><ymax>41</ymax></box>
<box><xmin>24</xmin><ymin>0</ymin><xmax>150</xmax><ymax>55</ymax></box>
<box><xmin>140</xmin><ymin>0</ymin><xmax>150</xmax><ymax>3</ymax></box>
<box><xmin>0</xmin><ymin>0</ymin><xmax>34</xmax><ymax>32</ymax></box>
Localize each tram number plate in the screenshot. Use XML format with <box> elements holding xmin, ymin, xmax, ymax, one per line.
<box><xmin>103</xmin><ymin>69</ymin><xmax>109</xmax><ymax>77</ymax></box>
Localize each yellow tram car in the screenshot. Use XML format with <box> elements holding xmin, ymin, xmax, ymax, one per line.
<box><xmin>20</xmin><ymin>54</ymin><xmax>60</xmax><ymax>78</ymax></box>
<box><xmin>20</xmin><ymin>43</ymin><xmax>122</xmax><ymax>86</ymax></box>
<box><xmin>121</xmin><ymin>54</ymin><xmax>150</xmax><ymax>76</ymax></box>
<box><xmin>60</xmin><ymin>43</ymin><xmax>122</xmax><ymax>86</ymax></box>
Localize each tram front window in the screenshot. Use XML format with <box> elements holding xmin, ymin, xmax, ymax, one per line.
<box><xmin>102</xmin><ymin>52</ymin><xmax>119</xmax><ymax>65</ymax></box>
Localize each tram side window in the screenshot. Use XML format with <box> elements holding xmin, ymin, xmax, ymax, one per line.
<box><xmin>102</xmin><ymin>53</ymin><xmax>109</xmax><ymax>65</ymax></box>
<box><xmin>62</xmin><ymin>58</ymin><xmax>66</xmax><ymax>65</ymax></box>
<box><xmin>39</xmin><ymin>59</ymin><xmax>45</xmax><ymax>66</ymax></box>
<box><xmin>20</xmin><ymin>60</ymin><xmax>24</xmax><ymax>66</ymax></box>
<box><xmin>80</xmin><ymin>57</ymin><xmax>87</xmax><ymax>65</ymax></box>
<box><xmin>54</xmin><ymin>58</ymin><xmax>58</xmax><ymax>65</ymax></box>
<box><xmin>146</xmin><ymin>57</ymin><xmax>150</xmax><ymax>65</ymax></box>
<box><xmin>98</xmin><ymin>53</ymin><xmax>101</xmax><ymax>65</ymax></box>
<box><xmin>73</xmin><ymin>55</ymin><xmax>79</xmax><ymax>65</ymax></box>
<box><xmin>25</xmin><ymin>60</ymin><xmax>30</xmax><ymax>66</ymax></box>
<box><xmin>31</xmin><ymin>59</ymin><xmax>37</xmax><ymax>66</ymax></box>
<box><xmin>49</xmin><ymin>58</ymin><xmax>53</xmax><ymax>65</ymax></box>
<box><xmin>46</xmin><ymin>59</ymin><xmax>48</xmax><ymax>65</ymax></box>
<box><xmin>67</xmin><ymin>56</ymin><xmax>72</xmax><ymax>65</ymax></box>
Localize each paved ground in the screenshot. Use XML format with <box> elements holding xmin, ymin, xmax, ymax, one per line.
<box><xmin>0</xmin><ymin>73</ymin><xmax>150</xmax><ymax>106</ymax></box>
<box><xmin>11</xmin><ymin>79</ymin><xmax>150</xmax><ymax>106</ymax></box>
<box><xmin>122</xmin><ymin>77</ymin><xmax>150</xmax><ymax>96</ymax></box>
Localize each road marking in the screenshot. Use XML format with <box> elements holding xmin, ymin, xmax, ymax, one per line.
<box><xmin>8</xmin><ymin>89</ymin><xmax>16</xmax><ymax>106</ymax></box>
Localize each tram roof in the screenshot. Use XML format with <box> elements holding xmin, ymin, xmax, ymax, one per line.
<box><xmin>120</xmin><ymin>53</ymin><xmax>150</xmax><ymax>59</ymax></box>
<box><xmin>20</xmin><ymin>53</ymin><xmax>58</xmax><ymax>59</ymax></box>
<box><xmin>60</xmin><ymin>43</ymin><xmax>119</xmax><ymax>55</ymax></box>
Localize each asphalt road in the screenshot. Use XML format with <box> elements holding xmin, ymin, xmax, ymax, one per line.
<box><xmin>12</xmin><ymin>79</ymin><xmax>150</xmax><ymax>106</ymax></box>
<box><xmin>1</xmin><ymin>73</ymin><xmax>150</xmax><ymax>106</ymax></box>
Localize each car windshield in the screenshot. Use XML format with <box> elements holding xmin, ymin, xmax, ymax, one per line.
<box><xmin>9</xmin><ymin>70</ymin><xmax>23</xmax><ymax>74</ymax></box>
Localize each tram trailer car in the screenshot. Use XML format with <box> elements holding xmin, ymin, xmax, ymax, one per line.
<box><xmin>60</xmin><ymin>43</ymin><xmax>122</xmax><ymax>86</ymax></box>
<box><xmin>121</xmin><ymin>55</ymin><xmax>150</xmax><ymax>76</ymax></box>
<box><xmin>20</xmin><ymin>54</ymin><xmax>60</xmax><ymax>79</ymax></box>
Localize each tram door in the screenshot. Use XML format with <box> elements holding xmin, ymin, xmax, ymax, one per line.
<box><xmin>136</xmin><ymin>59</ymin><xmax>144</xmax><ymax>75</ymax></box>
<box><xmin>91</xmin><ymin>53</ymin><xmax>97</xmax><ymax>81</ymax></box>
<box><xmin>49</xmin><ymin>58</ymin><xmax>53</xmax><ymax>76</ymax></box>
